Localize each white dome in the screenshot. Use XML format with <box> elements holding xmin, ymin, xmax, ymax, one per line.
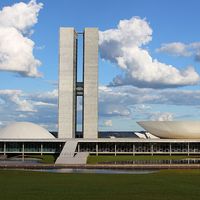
<box><xmin>137</xmin><ymin>121</ymin><xmax>200</xmax><ymax>139</ymax></box>
<box><xmin>0</xmin><ymin>122</ymin><xmax>55</xmax><ymax>139</ymax></box>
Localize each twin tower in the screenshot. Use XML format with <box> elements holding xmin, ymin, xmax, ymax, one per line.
<box><xmin>58</xmin><ymin>28</ymin><xmax>98</xmax><ymax>139</ymax></box>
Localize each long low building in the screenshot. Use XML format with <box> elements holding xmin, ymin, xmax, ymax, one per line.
<box><xmin>1</xmin><ymin>122</ymin><xmax>200</xmax><ymax>158</ymax></box>
<box><xmin>1</xmin><ymin>138</ymin><xmax>200</xmax><ymax>156</ymax></box>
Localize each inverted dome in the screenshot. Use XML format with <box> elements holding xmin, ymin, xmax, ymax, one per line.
<box><xmin>0</xmin><ymin>122</ymin><xmax>55</xmax><ymax>139</ymax></box>
<box><xmin>137</xmin><ymin>121</ymin><xmax>200</xmax><ymax>139</ymax></box>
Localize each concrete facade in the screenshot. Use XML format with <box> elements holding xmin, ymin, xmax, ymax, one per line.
<box><xmin>58</xmin><ymin>28</ymin><xmax>77</xmax><ymax>138</ymax></box>
<box><xmin>58</xmin><ymin>27</ymin><xmax>98</xmax><ymax>139</ymax></box>
<box><xmin>83</xmin><ymin>28</ymin><xmax>99</xmax><ymax>138</ymax></box>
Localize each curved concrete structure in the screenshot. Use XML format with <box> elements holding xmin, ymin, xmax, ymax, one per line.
<box><xmin>0</xmin><ymin>122</ymin><xmax>55</xmax><ymax>139</ymax></box>
<box><xmin>137</xmin><ymin>121</ymin><xmax>200</xmax><ymax>139</ymax></box>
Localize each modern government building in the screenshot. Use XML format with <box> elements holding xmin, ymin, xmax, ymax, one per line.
<box><xmin>1</xmin><ymin>27</ymin><xmax>200</xmax><ymax>164</ymax></box>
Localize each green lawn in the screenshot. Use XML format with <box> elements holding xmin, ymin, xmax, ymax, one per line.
<box><xmin>0</xmin><ymin>169</ymin><xmax>200</xmax><ymax>200</ymax></box>
<box><xmin>87</xmin><ymin>155</ymin><xmax>200</xmax><ymax>164</ymax></box>
<box><xmin>35</xmin><ymin>154</ymin><xmax>57</xmax><ymax>164</ymax></box>
<box><xmin>18</xmin><ymin>154</ymin><xmax>57</xmax><ymax>164</ymax></box>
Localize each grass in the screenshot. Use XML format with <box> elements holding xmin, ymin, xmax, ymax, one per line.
<box><xmin>39</xmin><ymin>155</ymin><xmax>56</xmax><ymax>163</ymax></box>
<box><xmin>87</xmin><ymin>155</ymin><xmax>200</xmax><ymax>164</ymax></box>
<box><xmin>19</xmin><ymin>154</ymin><xmax>57</xmax><ymax>164</ymax></box>
<box><xmin>0</xmin><ymin>169</ymin><xmax>200</xmax><ymax>200</ymax></box>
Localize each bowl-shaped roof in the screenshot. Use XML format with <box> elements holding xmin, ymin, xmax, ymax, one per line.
<box><xmin>137</xmin><ymin>121</ymin><xmax>200</xmax><ymax>139</ymax></box>
<box><xmin>0</xmin><ymin>122</ymin><xmax>55</xmax><ymax>139</ymax></box>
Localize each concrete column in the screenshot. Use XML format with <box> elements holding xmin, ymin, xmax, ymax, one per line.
<box><xmin>41</xmin><ymin>143</ymin><xmax>43</xmax><ymax>155</ymax></box>
<box><xmin>58</xmin><ymin>27</ymin><xmax>77</xmax><ymax>138</ymax></box>
<box><xmin>83</xmin><ymin>28</ymin><xmax>98</xmax><ymax>138</ymax></box>
<box><xmin>151</xmin><ymin>143</ymin><xmax>154</xmax><ymax>156</ymax></box>
<box><xmin>3</xmin><ymin>142</ymin><xmax>6</xmax><ymax>156</ymax></box>
<box><xmin>96</xmin><ymin>143</ymin><xmax>98</xmax><ymax>156</ymax></box>
<box><xmin>22</xmin><ymin>143</ymin><xmax>24</xmax><ymax>161</ymax></box>
<box><xmin>133</xmin><ymin>144</ymin><xmax>135</xmax><ymax>156</ymax></box>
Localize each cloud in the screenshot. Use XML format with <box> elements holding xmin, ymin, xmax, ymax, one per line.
<box><xmin>0</xmin><ymin>89</ymin><xmax>58</xmax><ymax>130</ymax></box>
<box><xmin>99</xmin><ymin>103</ymin><xmax>131</xmax><ymax>117</ymax></box>
<box><xmin>98</xmin><ymin>85</ymin><xmax>200</xmax><ymax>122</ymax></box>
<box><xmin>150</xmin><ymin>112</ymin><xmax>173</xmax><ymax>121</ymax></box>
<box><xmin>0</xmin><ymin>89</ymin><xmax>35</xmax><ymax>112</ymax></box>
<box><xmin>1</xmin><ymin>85</ymin><xmax>200</xmax><ymax>130</ymax></box>
<box><xmin>156</xmin><ymin>42</ymin><xmax>191</xmax><ymax>56</ymax></box>
<box><xmin>33</xmin><ymin>101</ymin><xmax>56</xmax><ymax>107</ymax></box>
<box><xmin>104</xmin><ymin>120</ymin><xmax>112</xmax><ymax>127</ymax></box>
<box><xmin>195</xmin><ymin>50</ymin><xmax>200</xmax><ymax>62</ymax></box>
<box><xmin>30</xmin><ymin>89</ymin><xmax>58</xmax><ymax>104</ymax></box>
<box><xmin>0</xmin><ymin>0</ymin><xmax>43</xmax><ymax>77</ymax></box>
<box><xmin>157</xmin><ymin>42</ymin><xmax>200</xmax><ymax>62</ymax></box>
<box><xmin>99</xmin><ymin>85</ymin><xmax>200</xmax><ymax>107</ymax></box>
<box><xmin>99</xmin><ymin>86</ymin><xmax>131</xmax><ymax>117</ymax></box>
<box><xmin>99</xmin><ymin>17</ymin><xmax>200</xmax><ymax>88</ymax></box>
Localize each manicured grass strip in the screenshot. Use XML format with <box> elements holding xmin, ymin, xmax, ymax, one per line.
<box><xmin>0</xmin><ymin>169</ymin><xmax>200</xmax><ymax>200</ymax></box>
<box><xmin>40</xmin><ymin>155</ymin><xmax>56</xmax><ymax>163</ymax></box>
<box><xmin>23</xmin><ymin>154</ymin><xmax>57</xmax><ymax>163</ymax></box>
<box><xmin>87</xmin><ymin>155</ymin><xmax>200</xmax><ymax>164</ymax></box>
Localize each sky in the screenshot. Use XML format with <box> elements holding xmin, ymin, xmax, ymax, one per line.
<box><xmin>0</xmin><ymin>0</ymin><xmax>200</xmax><ymax>131</ymax></box>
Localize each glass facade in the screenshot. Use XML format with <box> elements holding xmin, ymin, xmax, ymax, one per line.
<box><xmin>7</xmin><ymin>142</ymin><xmax>22</xmax><ymax>152</ymax></box>
<box><xmin>43</xmin><ymin>142</ymin><xmax>63</xmax><ymax>153</ymax></box>
<box><xmin>1</xmin><ymin>141</ymin><xmax>200</xmax><ymax>155</ymax></box>
<box><xmin>189</xmin><ymin>143</ymin><xmax>200</xmax><ymax>152</ymax></box>
<box><xmin>0</xmin><ymin>142</ymin><xmax>4</xmax><ymax>152</ymax></box>
<box><xmin>25</xmin><ymin>142</ymin><xmax>41</xmax><ymax>152</ymax></box>
<box><xmin>0</xmin><ymin>142</ymin><xmax>64</xmax><ymax>154</ymax></box>
<box><xmin>153</xmin><ymin>143</ymin><xmax>170</xmax><ymax>153</ymax></box>
<box><xmin>78</xmin><ymin>142</ymin><xmax>200</xmax><ymax>155</ymax></box>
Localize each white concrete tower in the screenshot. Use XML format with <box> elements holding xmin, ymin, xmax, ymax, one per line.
<box><xmin>58</xmin><ymin>28</ymin><xmax>77</xmax><ymax>138</ymax></box>
<box><xmin>58</xmin><ymin>27</ymin><xmax>98</xmax><ymax>139</ymax></box>
<box><xmin>83</xmin><ymin>28</ymin><xmax>99</xmax><ymax>138</ymax></box>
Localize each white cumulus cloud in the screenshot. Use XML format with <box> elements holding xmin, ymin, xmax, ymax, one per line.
<box><xmin>99</xmin><ymin>17</ymin><xmax>200</xmax><ymax>88</ymax></box>
<box><xmin>156</xmin><ymin>42</ymin><xmax>190</xmax><ymax>56</ymax></box>
<box><xmin>157</xmin><ymin>42</ymin><xmax>200</xmax><ymax>62</ymax></box>
<box><xmin>0</xmin><ymin>0</ymin><xmax>43</xmax><ymax>77</ymax></box>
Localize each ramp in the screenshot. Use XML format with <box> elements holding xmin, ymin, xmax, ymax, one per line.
<box><xmin>55</xmin><ymin>140</ymin><xmax>89</xmax><ymax>165</ymax></box>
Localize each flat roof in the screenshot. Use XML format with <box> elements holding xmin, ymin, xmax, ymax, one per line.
<box><xmin>1</xmin><ymin>138</ymin><xmax>200</xmax><ymax>143</ymax></box>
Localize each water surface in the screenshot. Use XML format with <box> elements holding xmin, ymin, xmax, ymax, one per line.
<box><xmin>30</xmin><ymin>168</ymin><xmax>158</xmax><ymax>174</ymax></box>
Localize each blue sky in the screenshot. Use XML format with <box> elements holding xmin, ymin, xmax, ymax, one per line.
<box><xmin>0</xmin><ymin>0</ymin><xmax>200</xmax><ymax>131</ymax></box>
